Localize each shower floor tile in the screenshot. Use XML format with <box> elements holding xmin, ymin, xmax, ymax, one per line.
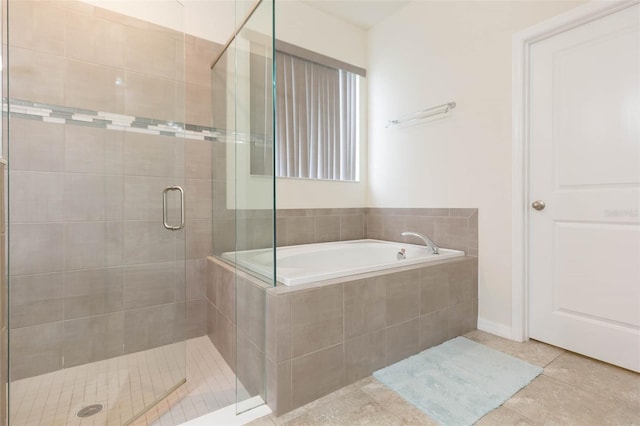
<box><xmin>10</xmin><ymin>336</ymin><xmax>237</xmax><ymax>426</ymax></box>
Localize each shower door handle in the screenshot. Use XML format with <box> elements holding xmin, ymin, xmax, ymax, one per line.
<box><xmin>162</xmin><ymin>186</ymin><xmax>185</xmax><ymax>231</ymax></box>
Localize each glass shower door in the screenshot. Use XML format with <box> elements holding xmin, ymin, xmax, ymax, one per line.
<box><xmin>5</xmin><ymin>0</ymin><xmax>187</xmax><ymax>424</ymax></box>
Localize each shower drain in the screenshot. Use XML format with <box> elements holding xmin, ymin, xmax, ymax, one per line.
<box><xmin>77</xmin><ymin>404</ymin><xmax>104</xmax><ymax>418</ymax></box>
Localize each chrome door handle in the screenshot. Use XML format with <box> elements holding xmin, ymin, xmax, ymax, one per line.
<box><xmin>531</xmin><ymin>200</ymin><xmax>546</xmax><ymax>211</ymax></box>
<box><xmin>163</xmin><ymin>186</ymin><xmax>185</xmax><ymax>231</ymax></box>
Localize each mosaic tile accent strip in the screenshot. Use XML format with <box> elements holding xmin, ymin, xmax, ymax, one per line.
<box><xmin>4</xmin><ymin>99</ymin><xmax>224</xmax><ymax>142</ymax></box>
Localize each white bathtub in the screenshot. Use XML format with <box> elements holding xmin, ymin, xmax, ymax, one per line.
<box><xmin>222</xmin><ymin>239</ymin><xmax>465</xmax><ymax>286</ymax></box>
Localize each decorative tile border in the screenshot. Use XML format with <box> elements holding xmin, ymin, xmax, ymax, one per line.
<box><xmin>4</xmin><ymin>98</ymin><xmax>224</xmax><ymax>141</ymax></box>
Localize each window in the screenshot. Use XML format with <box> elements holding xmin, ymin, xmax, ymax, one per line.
<box><xmin>274</xmin><ymin>48</ymin><xmax>362</xmax><ymax>181</ymax></box>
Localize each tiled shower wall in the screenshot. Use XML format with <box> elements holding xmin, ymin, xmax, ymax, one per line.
<box><xmin>7</xmin><ymin>0</ymin><xmax>221</xmax><ymax>380</ymax></box>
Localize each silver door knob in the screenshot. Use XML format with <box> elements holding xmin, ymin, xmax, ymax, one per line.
<box><xmin>532</xmin><ymin>200</ymin><xmax>546</xmax><ymax>211</ymax></box>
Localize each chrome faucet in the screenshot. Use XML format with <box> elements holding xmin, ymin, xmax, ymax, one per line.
<box><xmin>401</xmin><ymin>231</ymin><xmax>439</xmax><ymax>254</ymax></box>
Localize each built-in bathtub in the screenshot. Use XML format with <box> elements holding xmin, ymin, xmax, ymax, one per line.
<box><xmin>222</xmin><ymin>239</ymin><xmax>465</xmax><ymax>286</ymax></box>
<box><xmin>209</xmin><ymin>238</ymin><xmax>477</xmax><ymax>416</ymax></box>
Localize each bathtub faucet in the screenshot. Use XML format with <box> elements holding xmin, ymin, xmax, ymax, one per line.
<box><xmin>401</xmin><ymin>231</ymin><xmax>439</xmax><ymax>254</ymax></box>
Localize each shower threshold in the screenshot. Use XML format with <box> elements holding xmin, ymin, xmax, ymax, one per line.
<box><xmin>179</xmin><ymin>396</ymin><xmax>271</xmax><ymax>425</ymax></box>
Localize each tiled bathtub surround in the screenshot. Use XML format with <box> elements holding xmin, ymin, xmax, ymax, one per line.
<box><xmin>207</xmin><ymin>253</ymin><xmax>478</xmax><ymax>417</ymax></box>
<box><xmin>7</xmin><ymin>0</ymin><xmax>222</xmax><ymax>380</ymax></box>
<box><xmin>213</xmin><ymin>207</ymin><xmax>478</xmax><ymax>256</ymax></box>
<box><xmin>211</xmin><ymin>208</ymin><xmax>367</xmax><ymax>256</ymax></box>
<box><xmin>274</xmin><ymin>207</ymin><xmax>478</xmax><ymax>254</ymax></box>
<box><xmin>366</xmin><ymin>208</ymin><xmax>478</xmax><ymax>256</ymax></box>
<box><xmin>206</xmin><ymin>259</ymin><xmax>268</xmax><ymax>402</ymax></box>
<box><xmin>276</xmin><ymin>208</ymin><xmax>366</xmax><ymax>246</ymax></box>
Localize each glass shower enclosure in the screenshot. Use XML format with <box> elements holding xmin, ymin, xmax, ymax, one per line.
<box><xmin>1</xmin><ymin>0</ymin><xmax>276</xmax><ymax>423</ymax></box>
<box><xmin>211</xmin><ymin>0</ymin><xmax>276</xmax><ymax>415</ymax></box>
<box><xmin>4</xmin><ymin>0</ymin><xmax>187</xmax><ymax>424</ymax></box>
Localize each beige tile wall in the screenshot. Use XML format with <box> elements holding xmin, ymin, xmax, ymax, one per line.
<box><xmin>7</xmin><ymin>0</ymin><xmax>222</xmax><ymax>380</ymax></box>
<box><xmin>9</xmin><ymin>1</ymin><xmax>219</xmax><ymax>126</ymax></box>
<box><xmin>212</xmin><ymin>207</ymin><xmax>366</xmax><ymax>256</ymax></box>
<box><xmin>213</xmin><ymin>206</ymin><xmax>477</xmax><ymax>258</ymax></box>
<box><xmin>366</xmin><ymin>208</ymin><xmax>479</xmax><ymax>256</ymax></box>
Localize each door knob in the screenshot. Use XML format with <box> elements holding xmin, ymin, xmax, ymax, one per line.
<box><xmin>531</xmin><ymin>200</ymin><xmax>546</xmax><ymax>211</ymax></box>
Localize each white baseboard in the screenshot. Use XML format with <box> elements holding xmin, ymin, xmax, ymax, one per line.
<box><xmin>477</xmin><ymin>317</ymin><xmax>512</xmax><ymax>339</ymax></box>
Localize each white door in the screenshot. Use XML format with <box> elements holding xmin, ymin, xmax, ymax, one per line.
<box><xmin>529</xmin><ymin>3</ymin><xmax>640</xmax><ymax>372</ymax></box>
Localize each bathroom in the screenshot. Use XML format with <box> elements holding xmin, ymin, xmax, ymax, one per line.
<box><xmin>0</xmin><ymin>0</ymin><xmax>638</xmax><ymax>425</ymax></box>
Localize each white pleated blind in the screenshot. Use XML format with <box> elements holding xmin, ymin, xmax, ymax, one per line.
<box><xmin>275</xmin><ymin>51</ymin><xmax>359</xmax><ymax>181</ymax></box>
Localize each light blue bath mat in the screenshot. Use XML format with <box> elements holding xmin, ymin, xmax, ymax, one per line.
<box><xmin>373</xmin><ymin>337</ymin><xmax>542</xmax><ymax>426</ymax></box>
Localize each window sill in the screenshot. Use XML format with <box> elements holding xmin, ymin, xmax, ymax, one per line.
<box><xmin>280</xmin><ymin>176</ymin><xmax>361</xmax><ymax>183</ymax></box>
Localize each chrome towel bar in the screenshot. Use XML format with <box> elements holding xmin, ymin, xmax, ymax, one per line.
<box><xmin>385</xmin><ymin>101</ymin><xmax>456</xmax><ymax>128</ymax></box>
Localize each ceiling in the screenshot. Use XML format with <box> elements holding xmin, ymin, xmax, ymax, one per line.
<box><xmin>302</xmin><ymin>0</ymin><xmax>410</xmax><ymax>29</ymax></box>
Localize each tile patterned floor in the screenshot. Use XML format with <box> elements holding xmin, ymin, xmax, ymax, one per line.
<box><xmin>251</xmin><ymin>330</ymin><xmax>640</xmax><ymax>426</ymax></box>
<box><xmin>9</xmin><ymin>336</ymin><xmax>238</xmax><ymax>426</ymax></box>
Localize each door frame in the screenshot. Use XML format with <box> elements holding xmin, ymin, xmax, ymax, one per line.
<box><xmin>510</xmin><ymin>0</ymin><xmax>639</xmax><ymax>342</ymax></box>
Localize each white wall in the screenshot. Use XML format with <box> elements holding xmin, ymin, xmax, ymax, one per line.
<box><xmin>275</xmin><ymin>1</ymin><xmax>369</xmax><ymax>209</ymax></box>
<box><xmin>367</xmin><ymin>0</ymin><xmax>584</xmax><ymax>332</ymax></box>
